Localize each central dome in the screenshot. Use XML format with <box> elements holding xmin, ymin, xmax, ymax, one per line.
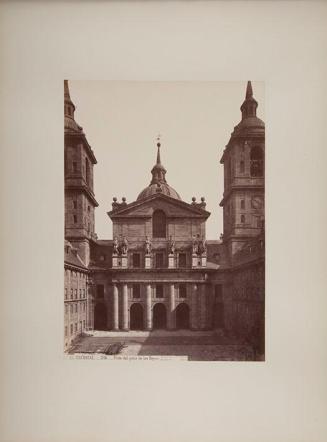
<box><xmin>137</xmin><ymin>141</ymin><xmax>181</xmax><ymax>201</ymax></box>
<box><xmin>137</xmin><ymin>182</ymin><xmax>181</xmax><ymax>200</ymax></box>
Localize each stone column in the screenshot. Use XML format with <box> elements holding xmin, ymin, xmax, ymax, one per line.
<box><xmin>122</xmin><ymin>283</ymin><xmax>129</xmax><ymax>331</ymax></box>
<box><xmin>146</xmin><ymin>284</ymin><xmax>152</xmax><ymax>330</ymax></box>
<box><xmin>199</xmin><ymin>284</ymin><xmax>206</xmax><ymax>330</ymax></box>
<box><xmin>113</xmin><ymin>283</ymin><xmax>119</xmax><ymax>330</ymax></box>
<box><xmin>190</xmin><ymin>284</ymin><xmax>198</xmax><ymax>330</ymax></box>
<box><xmin>168</xmin><ymin>283</ymin><xmax>176</xmax><ymax>330</ymax></box>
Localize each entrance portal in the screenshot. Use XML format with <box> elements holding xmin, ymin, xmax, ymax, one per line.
<box><xmin>130</xmin><ymin>303</ymin><xmax>144</xmax><ymax>330</ymax></box>
<box><xmin>176</xmin><ymin>303</ymin><xmax>190</xmax><ymax>329</ymax></box>
<box><xmin>94</xmin><ymin>303</ymin><xmax>107</xmax><ymax>330</ymax></box>
<box><xmin>153</xmin><ymin>303</ymin><xmax>167</xmax><ymax>329</ymax></box>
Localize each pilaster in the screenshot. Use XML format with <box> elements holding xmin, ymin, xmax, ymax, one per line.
<box><xmin>122</xmin><ymin>284</ymin><xmax>129</xmax><ymax>331</ymax></box>
<box><xmin>146</xmin><ymin>284</ymin><xmax>152</xmax><ymax>330</ymax></box>
<box><xmin>113</xmin><ymin>283</ymin><xmax>119</xmax><ymax>330</ymax></box>
<box><xmin>168</xmin><ymin>283</ymin><xmax>176</xmax><ymax>330</ymax></box>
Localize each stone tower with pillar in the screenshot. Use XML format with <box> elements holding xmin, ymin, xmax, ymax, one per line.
<box><xmin>219</xmin><ymin>81</ymin><xmax>265</xmax><ymax>261</ymax></box>
<box><xmin>64</xmin><ymin>80</ymin><xmax>98</xmax><ymax>266</ymax></box>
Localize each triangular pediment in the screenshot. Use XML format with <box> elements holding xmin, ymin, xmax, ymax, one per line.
<box><xmin>108</xmin><ymin>193</ymin><xmax>210</xmax><ymax>219</ymax></box>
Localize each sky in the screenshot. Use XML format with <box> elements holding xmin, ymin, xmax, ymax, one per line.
<box><xmin>68</xmin><ymin>81</ymin><xmax>264</xmax><ymax>240</ymax></box>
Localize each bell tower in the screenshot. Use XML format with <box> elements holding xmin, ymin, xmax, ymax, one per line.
<box><xmin>64</xmin><ymin>80</ymin><xmax>98</xmax><ymax>265</ymax></box>
<box><xmin>220</xmin><ymin>81</ymin><xmax>265</xmax><ymax>260</ymax></box>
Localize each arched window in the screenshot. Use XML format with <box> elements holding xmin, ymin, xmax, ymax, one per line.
<box><xmin>250</xmin><ymin>146</ymin><xmax>264</xmax><ymax>177</ymax></box>
<box><xmin>153</xmin><ymin>210</ymin><xmax>166</xmax><ymax>238</ymax></box>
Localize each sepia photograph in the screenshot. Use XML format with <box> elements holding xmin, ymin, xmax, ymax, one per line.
<box><xmin>64</xmin><ymin>80</ymin><xmax>265</xmax><ymax>361</ymax></box>
<box><xmin>2</xmin><ymin>1</ymin><xmax>327</xmax><ymax>441</ymax></box>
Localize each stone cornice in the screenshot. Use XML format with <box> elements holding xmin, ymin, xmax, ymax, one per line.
<box><xmin>108</xmin><ymin>193</ymin><xmax>210</xmax><ymax>219</ymax></box>
<box><xmin>219</xmin><ymin>184</ymin><xmax>264</xmax><ymax>206</ymax></box>
<box><xmin>65</xmin><ymin>184</ymin><xmax>99</xmax><ymax>207</ymax></box>
<box><xmin>64</xmin><ymin>262</ymin><xmax>89</xmax><ymax>273</ymax></box>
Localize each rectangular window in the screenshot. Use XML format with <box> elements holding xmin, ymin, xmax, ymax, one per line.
<box><xmin>155</xmin><ymin>253</ymin><xmax>164</xmax><ymax>268</ymax></box>
<box><xmin>96</xmin><ymin>284</ymin><xmax>104</xmax><ymax>299</ymax></box>
<box><xmin>83</xmin><ymin>288</ymin><xmax>86</xmax><ymax>298</ymax></box>
<box><xmin>240</xmin><ymin>161</ymin><xmax>245</xmax><ymax>173</ymax></box>
<box><xmin>83</xmin><ymin>320</ymin><xmax>86</xmax><ymax>329</ymax></box>
<box><xmin>132</xmin><ymin>253</ymin><xmax>141</xmax><ymax>268</ymax></box>
<box><xmin>65</xmin><ymin>326</ymin><xmax>68</xmax><ymax>337</ymax></box>
<box><xmin>72</xmin><ymin>162</ymin><xmax>77</xmax><ymax>172</ymax></box>
<box><xmin>73</xmin><ymin>200</ymin><xmax>77</xmax><ymax>209</ymax></box>
<box><xmin>179</xmin><ymin>285</ymin><xmax>187</xmax><ymax>298</ymax></box>
<box><xmin>75</xmin><ymin>304</ymin><xmax>78</xmax><ymax>313</ymax></box>
<box><xmin>64</xmin><ymin>288</ymin><xmax>68</xmax><ymax>299</ymax></box>
<box><xmin>75</xmin><ymin>323</ymin><xmax>77</xmax><ymax>332</ymax></box>
<box><xmin>73</xmin><ymin>215</ymin><xmax>77</xmax><ymax>224</ymax></box>
<box><xmin>178</xmin><ymin>253</ymin><xmax>187</xmax><ymax>268</ymax></box>
<box><xmin>70</xmin><ymin>324</ymin><xmax>73</xmax><ymax>334</ymax></box>
<box><xmin>70</xmin><ymin>304</ymin><xmax>73</xmax><ymax>314</ymax></box>
<box><xmin>79</xmin><ymin>289</ymin><xmax>82</xmax><ymax>297</ymax></box>
<box><xmin>74</xmin><ymin>289</ymin><xmax>77</xmax><ymax>298</ymax></box>
<box><xmin>80</xmin><ymin>321</ymin><xmax>82</xmax><ymax>331</ymax></box>
<box><xmin>241</xmin><ymin>199</ymin><xmax>245</xmax><ymax>209</ymax></box>
<box><xmin>241</xmin><ymin>215</ymin><xmax>245</xmax><ymax>223</ymax></box>
<box><xmin>83</xmin><ymin>303</ymin><xmax>86</xmax><ymax>312</ymax></box>
<box><xmin>133</xmin><ymin>284</ymin><xmax>141</xmax><ymax>298</ymax></box>
<box><xmin>156</xmin><ymin>284</ymin><xmax>164</xmax><ymax>298</ymax></box>
<box><xmin>70</xmin><ymin>288</ymin><xmax>73</xmax><ymax>299</ymax></box>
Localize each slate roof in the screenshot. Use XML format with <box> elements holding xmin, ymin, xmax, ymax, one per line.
<box><xmin>64</xmin><ymin>241</ymin><xmax>88</xmax><ymax>270</ymax></box>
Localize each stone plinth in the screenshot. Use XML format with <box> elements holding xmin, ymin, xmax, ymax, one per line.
<box><xmin>192</xmin><ymin>254</ymin><xmax>198</xmax><ymax>268</ymax></box>
<box><xmin>112</xmin><ymin>255</ymin><xmax>120</xmax><ymax>268</ymax></box>
<box><xmin>121</xmin><ymin>255</ymin><xmax>128</xmax><ymax>268</ymax></box>
<box><xmin>145</xmin><ymin>254</ymin><xmax>152</xmax><ymax>269</ymax></box>
<box><xmin>168</xmin><ymin>254</ymin><xmax>175</xmax><ymax>268</ymax></box>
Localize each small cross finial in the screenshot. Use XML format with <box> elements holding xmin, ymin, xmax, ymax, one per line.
<box><xmin>156</xmin><ymin>134</ymin><xmax>161</xmax><ymax>147</ymax></box>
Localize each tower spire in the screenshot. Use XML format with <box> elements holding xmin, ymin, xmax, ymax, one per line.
<box><xmin>240</xmin><ymin>80</ymin><xmax>258</xmax><ymax>119</ymax></box>
<box><xmin>64</xmin><ymin>79</ymin><xmax>75</xmax><ymax>118</ymax></box>
<box><xmin>151</xmin><ymin>135</ymin><xmax>167</xmax><ymax>185</ymax></box>
<box><xmin>245</xmin><ymin>80</ymin><xmax>253</xmax><ymax>99</ymax></box>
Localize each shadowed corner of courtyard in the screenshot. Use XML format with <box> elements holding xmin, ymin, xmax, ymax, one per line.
<box><xmin>68</xmin><ymin>328</ymin><xmax>263</xmax><ymax>361</ymax></box>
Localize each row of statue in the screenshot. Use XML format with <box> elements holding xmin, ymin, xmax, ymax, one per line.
<box><xmin>113</xmin><ymin>235</ymin><xmax>206</xmax><ymax>256</ymax></box>
<box><xmin>113</xmin><ymin>236</ymin><xmax>128</xmax><ymax>255</ymax></box>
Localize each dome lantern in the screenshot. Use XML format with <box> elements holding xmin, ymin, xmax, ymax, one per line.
<box><xmin>137</xmin><ymin>136</ymin><xmax>181</xmax><ymax>201</ymax></box>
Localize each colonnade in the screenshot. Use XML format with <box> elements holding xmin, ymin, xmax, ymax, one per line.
<box><xmin>110</xmin><ymin>282</ymin><xmax>209</xmax><ymax>331</ymax></box>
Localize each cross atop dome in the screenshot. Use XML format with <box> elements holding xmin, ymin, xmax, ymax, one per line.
<box><xmin>155</xmin><ymin>134</ymin><xmax>162</xmax><ymax>166</ymax></box>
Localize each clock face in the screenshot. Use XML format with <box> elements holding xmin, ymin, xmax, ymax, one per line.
<box><xmin>251</xmin><ymin>196</ymin><xmax>263</xmax><ymax>209</ymax></box>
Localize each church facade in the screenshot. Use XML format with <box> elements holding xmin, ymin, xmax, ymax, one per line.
<box><xmin>64</xmin><ymin>81</ymin><xmax>265</xmax><ymax>357</ymax></box>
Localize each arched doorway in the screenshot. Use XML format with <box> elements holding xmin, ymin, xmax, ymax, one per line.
<box><xmin>130</xmin><ymin>303</ymin><xmax>144</xmax><ymax>330</ymax></box>
<box><xmin>176</xmin><ymin>303</ymin><xmax>190</xmax><ymax>329</ymax></box>
<box><xmin>94</xmin><ymin>303</ymin><xmax>107</xmax><ymax>330</ymax></box>
<box><xmin>153</xmin><ymin>303</ymin><xmax>167</xmax><ymax>329</ymax></box>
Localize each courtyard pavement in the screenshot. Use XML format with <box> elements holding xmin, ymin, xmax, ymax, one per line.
<box><xmin>68</xmin><ymin>329</ymin><xmax>257</xmax><ymax>361</ymax></box>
